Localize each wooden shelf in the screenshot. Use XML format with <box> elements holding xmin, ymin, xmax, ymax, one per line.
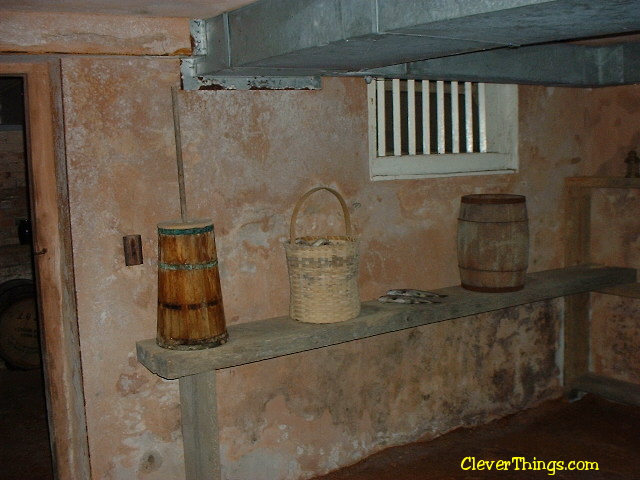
<box><xmin>595</xmin><ymin>282</ymin><xmax>640</xmax><ymax>299</ymax></box>
<box><xmin>137</xmin><ymin>265</ymin><xmax>636</xmax><ymax>380</ymax></box>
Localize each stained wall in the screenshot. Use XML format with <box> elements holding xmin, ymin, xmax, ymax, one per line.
<box><xmin>578</xmin><ymin>84</ymin><xmax>640</xmax><ymax>386</ymax></box>
<box><xmin>589</xmin><ymin>173</ymin><xmax>640</xmax><ymax>384</ymax></box>
<box><xmin>1</xmin><ymin>12</ymin><xmax>639</xmax><ymax>479</ymax></box>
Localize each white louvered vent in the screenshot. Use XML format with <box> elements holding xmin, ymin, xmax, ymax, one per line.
<box><xmin>368</xmin><ymin>79</ymin><xmax>518</xmax><ymax>180</ymax></box>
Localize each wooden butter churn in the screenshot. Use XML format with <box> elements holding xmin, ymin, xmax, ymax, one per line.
<box><xmin>156</xmin><ymin>88</ymin><xmax>228</xmax><ymax>349</ymax></box>
<box><xmin>156</xmin><ymin>219</ymin><xmax>227</xmax><ymax>349</ymax></box>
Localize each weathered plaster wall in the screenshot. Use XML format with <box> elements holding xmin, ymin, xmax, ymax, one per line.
<box><xmin>584</xmin><ymin>86</ymin><xmax>640</xmax><ymax>177</ymax></box>
<box><xmin>591</xmin><ymin>293</ymin><xmax>640</xmax><ymax>384</ymax></box>
<box><xmin>46</xmin><ymin>51</ymin><xmax>640</xmax><ymax>480</ymax></box>
<box><xmin>589</xmin><ymin>166</ymin><xmax>640</xmax><ymax>384</ymax></box>
<box><xmin>216</xmin><ymin>301</ymin><xmax>562</xmax><ymax>479</ymax></box>
<box><xmin>61</xmin><ymin>56</ymin><xmax>185</xmax><ymax>479</ymax></box>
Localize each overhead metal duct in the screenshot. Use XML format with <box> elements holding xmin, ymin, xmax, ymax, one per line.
<box><xmin>181</xmin><ymin>0</ymin><xmax>640</xmax><ymax>89</ymax></box>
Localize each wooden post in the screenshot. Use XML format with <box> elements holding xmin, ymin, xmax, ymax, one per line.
<box><xmin>179</xmin><ymin>371</ymin><xmax>221</xmax><ymax>480</ymax></box>
<box><xmin>563</xmin><ymin>181</ymin><xmax>593</xmax><ymax>394</ymax></box>
<box><xmin>564</xmin><ymin>183</ymin><xmax>591</xmax><ymax>266</ymax></box>
<box><xmin>564</xmin><ymin>292</ymin><xmax>590</xmax><ymax>394</ymax></box>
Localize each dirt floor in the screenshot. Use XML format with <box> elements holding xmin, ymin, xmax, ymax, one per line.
<box><xmin>312</xmin><ymin>394</ymin><xmax>640</xmax><ymax>479</ymax></box>
<box><xmin>0</xmin><ymin>367</ymin><xmax>53</xmax><ymax>480</ymax></box>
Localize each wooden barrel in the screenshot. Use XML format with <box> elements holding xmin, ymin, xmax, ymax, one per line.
<box><xmin>157</xmin><ymin>219</ymin><xmax>228</xmax><ymax>350</ymax></box>
<box><xmin>457</xmin><ymin>194</ymin><xmax>529</xmax><ymax>292</ymax></box>
<box><xmin>0</xmin><ymin>279</ymin><xmax>41</xmax><ymax>369</ymax></box>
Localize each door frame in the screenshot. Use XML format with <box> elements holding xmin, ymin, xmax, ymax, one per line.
<box><xmin>1</xmin><ymin>57</ymin><xmax>90</xmax><ymax>480</ymax></box>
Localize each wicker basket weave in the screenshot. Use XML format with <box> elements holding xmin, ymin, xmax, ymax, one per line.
<box><xmin>284</xmin><ymin>187</ymin><xmax>360</xmax><ymax>323</ymax></box>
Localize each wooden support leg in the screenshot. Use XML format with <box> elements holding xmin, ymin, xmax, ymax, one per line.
<box><xmin>564</xmin><ymin>184</ymin><xmax>591</xmax><ymax>267</ymax></box>
<box><xmin>564</xmin><ymin>292</ymin><xmax>590</xmax><ymax>397</ymax></box>
<box><xmin>179</xmin><ymin>371</ymin><xmax>221</xmax><ymax>480</ymax></box>
<box><xmin>563</xmin><ymin>181</ymin><xmax>592</xmax><ymax>398</ymax></box>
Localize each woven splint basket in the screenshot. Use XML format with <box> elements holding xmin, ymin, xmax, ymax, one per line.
<box><xmin>284</xmin><ymin>187</ymin><xmax>360</xmax><ymax>323</ymax></box>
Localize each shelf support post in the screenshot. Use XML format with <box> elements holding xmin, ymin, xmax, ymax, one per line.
<box><xmin>564</xmin><ymin>183</ymin><xmax>591</xmax><ymax>266</ymax></box>
<box><xmin>179</xmin><ymin>370</ymin><xmax>221</xmax><ymax>480</ymax></box>
<box><xmin>564</xmin><ymin>292</ymin><xmax>591</xmax><ymax>395</ymax></box>
<box><xmin>563</xmin><ymin>181</ymin><xmax>592</xmax><ymax>395</ymax></box>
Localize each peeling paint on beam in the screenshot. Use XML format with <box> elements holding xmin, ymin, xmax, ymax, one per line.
<box><xmin>182</xmin><ymin>72</ymin><xmax>322</xmax><ymax>91</ymax></box>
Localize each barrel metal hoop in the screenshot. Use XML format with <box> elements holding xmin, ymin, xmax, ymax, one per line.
<box><xmin>159</xmin><ymin>260</ymin><xmax>218</xmax><ymax>270</ymax></box>
<box><xmin>460</xmin><ymin>283</ymin><xmax>524</xmax><ymax>293</ymax></box>
<box><xmin>159</xmin><ymin>299</ymin><xmax>220</xmax><ymax>310</ymax></box>
<box><xmin>461</xmin><ymin>195</ymin><xmax>525</xmax><ymax>205</ymax></box>
<box><xmin>457</xmin><ymin>218</ymin><xmax>528</xmax><ymax>224</ymax></box>
<box><xmin>458</xmin><ymin>266</ymin><xmax>527</xmax><ymax>273</ymax></box>
<box><xmin>158</xmin><ymin>224</ymin><xmax>214</xmax><ymax>235</ymax></box>
<box><xmin>157</xmin><ymin>331</ymin><xmax>229</xmax><ymax>350</ymax></box>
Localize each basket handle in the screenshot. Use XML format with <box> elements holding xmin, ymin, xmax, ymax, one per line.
<box><xmin>290</xmin><ymin>187</ymin><xmax>352</xmax><ymax>243</ymax></box>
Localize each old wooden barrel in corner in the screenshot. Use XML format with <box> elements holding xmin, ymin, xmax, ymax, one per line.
<box><xmin>457</xmin><ymin>194</ymin><xmax>529</xmax><ymax>292</ymax></box>
<box><xmin>156</xmin><ymin>219</ymin><xmax>228</xmax><ymax>350</ymax></box>
<box><xmin>0</xmin><ymin>279</ymin><xmax>41</xmax><ymax>369</ymax></box>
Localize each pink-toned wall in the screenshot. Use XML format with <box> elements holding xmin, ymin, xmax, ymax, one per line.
<box><xmin>2</xmin><ymin>13</ymin><xmax>639</xmax><ymax>479</ymax></box>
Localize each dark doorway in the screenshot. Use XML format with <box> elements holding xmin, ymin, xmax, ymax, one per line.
<box><xmin>0</xmin><ymin>75</ymin><xmax>54</xmax><ymax>479</ymax></box>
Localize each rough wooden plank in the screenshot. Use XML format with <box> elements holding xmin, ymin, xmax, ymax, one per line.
<box><xmin>137</xmin><ymin>265</ymin><xmax>636</xmax><ymax>379</ymax></box>
<box><xmin>0</xmin><ymin>12</ymin><xmax>191</xmax><ymax>56</ymax></box>
<box><xmin>179</xmin><ymin>371</ymin><xmax>220</xmax><ymax>480</ymax></box>
<box><xmin>595</xmin><ymin>282</ymin><xmax>640</xmax><ymax>299</ymax></box>
<box><xmin>571</xmin><ymin>373</ymin><xmax>640</xmax><ymax>407</ymax></box>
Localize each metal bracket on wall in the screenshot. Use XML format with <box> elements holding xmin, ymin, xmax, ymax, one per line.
<box><xmin>181</xmin><ymin>19</ymin><xmax>321</xmax><ymax>91</ymax></box>
<box><xmin>181</xmin><ymin>61</ymin><xmax>322</xmax><ymax>90</ymax></box>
